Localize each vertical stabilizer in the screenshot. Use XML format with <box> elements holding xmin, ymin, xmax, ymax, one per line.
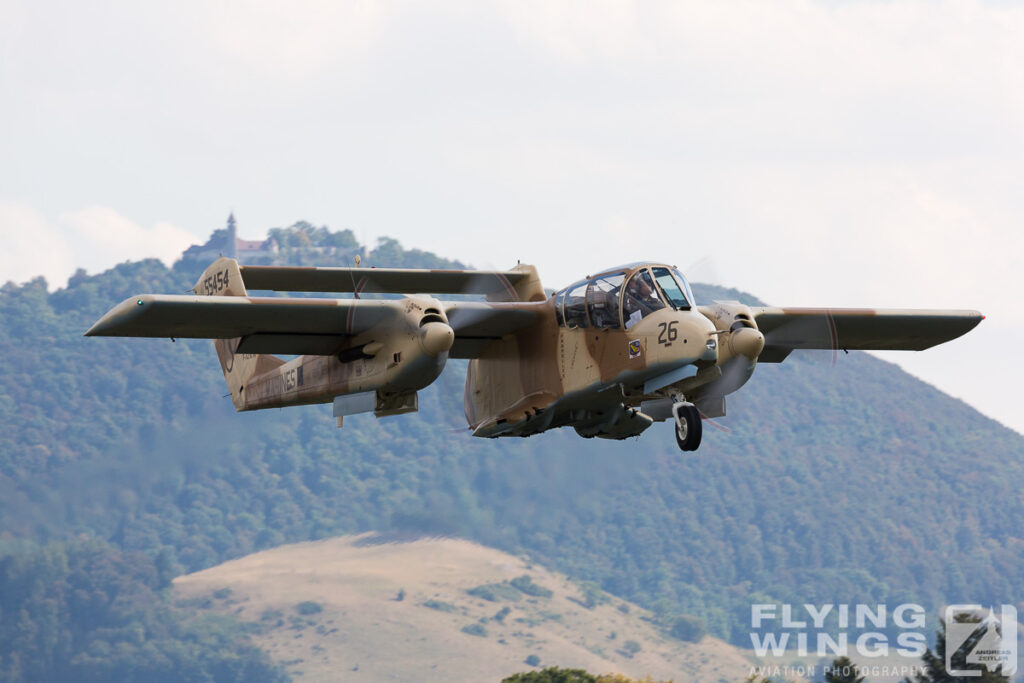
<box><xmin>193</xmin><ymin>257</ymin><xmax>281</xmax><ymax>410</ymax></box>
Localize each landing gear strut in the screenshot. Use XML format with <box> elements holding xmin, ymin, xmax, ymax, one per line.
<box><xmin>672</xmin><ymin>401</ymin><xmax>702</xmax><ymax>452</ymax></box>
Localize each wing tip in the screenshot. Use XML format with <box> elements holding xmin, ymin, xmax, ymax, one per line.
<box><xmin>85</xmin><ymin>295</ymin><xmax>151</xmax><ymax>337</ymax></box>
<box><xmin>84</xmin><ymin>312</ymin><xmax>121</xmax><ymax>337</ymax></box>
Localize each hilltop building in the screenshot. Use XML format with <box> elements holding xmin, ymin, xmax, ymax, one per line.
<box><xmin>179</xmin><ymin>214</ymin><xmax>279</xmax><ymax>264</ymax></box>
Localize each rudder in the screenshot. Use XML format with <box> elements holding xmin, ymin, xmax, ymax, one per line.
<box><xmin>193</xmin><ymin>257</ymin><xmax>282</xmax><ymax>410</ymax></box>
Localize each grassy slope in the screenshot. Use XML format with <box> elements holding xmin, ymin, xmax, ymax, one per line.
<box><xmin>174</xmin><ymin>533</ymin><xmax>755</xmax><ymax>683</ymax></box>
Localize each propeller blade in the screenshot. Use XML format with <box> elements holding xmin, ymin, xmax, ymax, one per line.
<box><xmin>761</xmin><ymin>312</ymin><xmax>839</xmax><ymax>366</ymax></box>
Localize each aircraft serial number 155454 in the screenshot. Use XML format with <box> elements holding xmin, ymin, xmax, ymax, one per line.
<box><xmin>87</xmin><ymin>258</ymin><xmax>982</xmax><ymax>451</ymax></box>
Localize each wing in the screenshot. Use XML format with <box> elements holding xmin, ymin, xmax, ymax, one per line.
<box><xmin>86</xmin><ymin>295</ymin><xmax>540</xmax><ymax>357</ymax></box>
<box><xmin>752</xmin><ymin>307</ymin><xmax>983</xmax><ymax>362</ymax></box>
<box><xmin>239</xmin><ymin>264</ymin><xmax>535</xmax><ymax>301</ymax></box>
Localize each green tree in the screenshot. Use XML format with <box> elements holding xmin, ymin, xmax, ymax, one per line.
<box><xmin>510</xmin><ymin>575</ymin><xmax>553</xmax><ymax>598</ymax></box>
<box><xmin>668</xmin><ymin>614</ymin><xmax>705</xmax><ymax>643</ymax></box>
<box><xmin>294</xmin><ymin>601</ymin><xmax>322</xmax><ymax>615</ymax></box>
<box><xmin>824</xmin><ymin>656</ymin><xmax>864</xmax><ymax>683</ymax></box>
<box><xmin>0</xmin><ymin>540</ymin><xmax>289</xmax><ymax>683</ymax></box>
<box><xmin>502</xmin><ymin>667</ymin><xmax>597</xmax><ymax>683</ymax></box>
<box><xmin>461</xmin><ymin>623</ymin><xmax>487</xmax><ymax>637</ymax></box>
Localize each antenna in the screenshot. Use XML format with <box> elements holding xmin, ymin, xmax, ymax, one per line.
<box><xmin>350</xmin><ymin>253</ymin><xmax>361</xmax><ymax>299</ymax></box>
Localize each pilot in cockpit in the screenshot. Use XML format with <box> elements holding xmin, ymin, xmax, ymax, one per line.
<box><xmin>623</xmin><ymin>270</ymin><xmax>665</xmax><ymax>329</ymax></box>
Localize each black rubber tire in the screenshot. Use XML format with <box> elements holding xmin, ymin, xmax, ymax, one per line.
<box><xmin>675</xmin><ymin>404</ymin><xmax>703</xmax><ymax>452</ymax></box>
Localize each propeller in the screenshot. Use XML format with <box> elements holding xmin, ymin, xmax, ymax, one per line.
<box><xmin>427</xmin><ymin>270</ymin><xmax>519</xmax><ymax>434</ymax></box>
<box><xmin>684</xmin><ymin>254</ymin><xmax>724</xmax><ymax>288</ymax></box>
<box><xmin>758</xmin><ymin>311</ymin><xmax>840</xmax><ymax>366</ymax></box>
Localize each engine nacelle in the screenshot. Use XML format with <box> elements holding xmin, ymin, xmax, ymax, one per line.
<box><xmin>382</xmin><ymin>298</ymin><xmax>453</xmax><ymax>393</ymax></box>
<box><xmin>697</xmin><ymin>301</ymin><xmax>766</xmax><ymax>400</ymax></box>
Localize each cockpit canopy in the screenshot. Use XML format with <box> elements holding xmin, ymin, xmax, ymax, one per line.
<box><xmin>554</xmin><ymin>264</ymin><xmax>695</xmax><ymax>330</ymax></box>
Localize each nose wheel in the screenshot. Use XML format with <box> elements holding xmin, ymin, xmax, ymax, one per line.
<box><xmin>672</xmin><ymin>401</ymin><xmax>702</xmax><ymax>451</ymax></box>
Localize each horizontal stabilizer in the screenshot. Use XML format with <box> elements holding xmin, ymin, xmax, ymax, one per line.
<box><xmin>85</xmin><ymin>295</ymin><xmax>399</xmax><ymax>341</ymax></box>
<box><xmin>240</xmin><ymin>265</ymin><xmax>533</xmax><ymax>301</ymax></box>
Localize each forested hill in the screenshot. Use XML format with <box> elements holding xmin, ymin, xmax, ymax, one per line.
<box><xmin>2</xmin><ymin>222</ymin><xmax>1022</xmax><ymax>649</ymax></box>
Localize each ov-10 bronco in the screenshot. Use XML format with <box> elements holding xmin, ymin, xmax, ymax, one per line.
<box><xmin>87</xmin><ymin>258</ymin><xmax>982</xmax><ymax>451</ymax></box>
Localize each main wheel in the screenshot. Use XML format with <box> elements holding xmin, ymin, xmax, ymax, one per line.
<box><xmin>675</xmin><ymin>404</ymin><xmax>702</xmax><ymax>451</ymax></box>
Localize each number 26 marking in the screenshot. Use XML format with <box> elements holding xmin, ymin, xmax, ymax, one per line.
<box><xmin>657</xmin><ymin>321</ymin><xmax>678</xmax><ymax>346</ymax></box>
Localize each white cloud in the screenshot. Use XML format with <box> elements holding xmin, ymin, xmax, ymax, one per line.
<box><xmin>0</xmin><ymin>201</ymin><xmax>75</xmax><ymax>288</ymax></box>
<box><xmin>58</xmin><ymin>206</ymin><xmax>198</xmax><ymax>272</ymax></box>
<box><xmin>0</xmin><ymin>203</ymin><xmax>199</xmax><ymax>290</ymax></box>
<box><xmin>194</xmin><ymin>0</ymin><xmax>390</xmax><ymax>82</ymax></box>
<box><xmin>496</xmin><ymin>0</ymin><xmax>646</xmax><ymax>62</ymax></box>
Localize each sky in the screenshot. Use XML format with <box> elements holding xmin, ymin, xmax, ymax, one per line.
<box><xmin>2</xmin><ymin>0</ymin><xmax>1021</xmax><ymax>435</ymax></box>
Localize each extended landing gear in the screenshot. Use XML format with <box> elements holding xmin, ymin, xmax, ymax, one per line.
<box><xmin>672</xmin><ymin>401</ymin><xmax>702</xmax><ymax>452</ymax></box>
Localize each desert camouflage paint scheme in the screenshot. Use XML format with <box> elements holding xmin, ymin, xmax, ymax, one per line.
<box><xmin>87</xmin><ymin>257</ymin><xmax>983</xmax><ymax>451</ymax></box>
